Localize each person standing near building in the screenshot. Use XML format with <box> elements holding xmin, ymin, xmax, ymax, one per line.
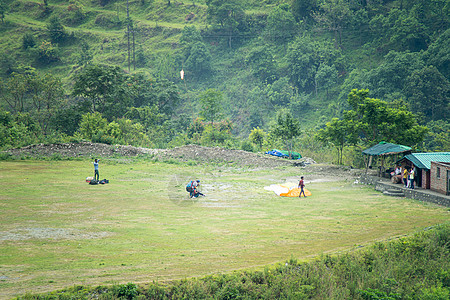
<box><xmin>93</xmin><ymin>159</ymin><xmax>100</xmax><ymax>181</ymax></box>
<box><xmin>409</xmin><ymin>165</ymin><xmax>415</xmax><ymax>189</ymax></box>
<box><xmin>298</xmin><ymin>176</ymin><xmax>306</xmax><ymax>197</ymax></box>
<box><xmin>403</xmin><ymin>167</ymin><xmax>409</xmax><ymax>187</ymax></box>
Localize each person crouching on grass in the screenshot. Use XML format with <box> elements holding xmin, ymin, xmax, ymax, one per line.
<box><xmin>298</xmin><ymin>176</ymin><xmax>306</xmax><ymax>198</ymax></box>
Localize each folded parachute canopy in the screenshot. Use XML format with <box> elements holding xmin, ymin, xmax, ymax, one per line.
<box><xmin>264</xmin><ymin>182</ymin><xmax>311</xmax><ymax>197</ymax></box>
<box><xmin>265</xmin><ymin>149</ymin><xmax>302</xmax><ymax>160</ymax></box>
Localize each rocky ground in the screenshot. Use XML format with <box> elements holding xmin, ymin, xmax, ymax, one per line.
<box><xmin>3</xmin><ymin>142</ymin><xmax>318</xmax><ymax>169</ymax></box>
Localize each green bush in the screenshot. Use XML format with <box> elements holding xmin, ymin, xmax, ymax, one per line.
<box><xmin>114</xmin><ymin>283</ymin><xmax>138</xmax><ymax>299</ymax></box>
<box><xmin>240</xmin><ymin>139</ymin><xmax>254</xmax><ymax>152</ymax></box>
<box><xmin>94</xmin><ymin>13</ymin><xmax>122</xmax><ymax>29</ymax></box>
<box><xmin>22</xmin><ymin>32</ymin><xmax>36</xmax><ymax>50</ymax></box>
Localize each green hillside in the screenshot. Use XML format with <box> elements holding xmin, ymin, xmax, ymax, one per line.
<box><xmin>0</xmin><ymin>0</ymin><xmax>449</xmax><ymax>161</ymax></box>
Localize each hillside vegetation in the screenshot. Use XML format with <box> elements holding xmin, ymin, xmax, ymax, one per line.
<box><xmin>0</xmin><ymin>0</ymin><xmax>449</xmax><ymax>164</ymax></box>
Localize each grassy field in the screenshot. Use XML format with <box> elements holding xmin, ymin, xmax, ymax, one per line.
<box><xmin>0</xmin><ymin>158</ymin><xmax>448</xmax><ymax>298</ymax></box>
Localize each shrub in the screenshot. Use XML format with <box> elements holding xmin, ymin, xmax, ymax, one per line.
<box><xmin>114</xmin><ymin>283</ymin><xmax>138</xmax><ymax>299</ymax></box>
<box><xmin>47</xmin><ymin>16</ymin><xmax>68</xmax><ymax>43</ymax></box>
<box><xmin>79</xmin><ymin>112</ymin><xmax>108</xmax><ymax>140</ymax></box>
<box><xmin>22</xmin><ymin>32</ymin><xmax>36</xmax><ymax>50</ymax></box>
<box><xmin>65</xmin><ymin>1</ymin><xmax>86</xmax><ymax>25</ymax></box>
<box><xmin>94</xmin><ymin>13</ymin><xmax>122</xmax><ymax>29</ymax></box>
<box><xmin>36</xmin><ymin>41</ymin><xmax>59</xmax><ymax>64</ymax></box>
<box><xmin>240</xmin><ymin>139</ymin><xmax>254</xmax><ymax>152</ymax></box>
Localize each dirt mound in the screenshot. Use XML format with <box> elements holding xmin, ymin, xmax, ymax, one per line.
<box><xmin>158</xmin><ymin>144</ymin><xmax>309</xmax><ymax>168</ymax></box>
<box><xmin>3</xmin><ymin>143</ymin><xmax>312</xmax><ymax>169</ymax></box>
<box><xmin>4</xmin><ymin>142</ymin><xmax>162</xmax><ymax>158</ymax></box>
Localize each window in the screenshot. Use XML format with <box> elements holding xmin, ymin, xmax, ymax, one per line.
<box><xmin>437</xmin><ymin>167</ymin><xmax>440</xmax><ymax>178</ymax></box>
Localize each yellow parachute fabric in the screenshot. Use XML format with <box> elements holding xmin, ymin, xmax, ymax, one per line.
<box><xmin>264</xmin><ymin>182</ymin><xmax>311</xmax><ymax>197</ymax></box>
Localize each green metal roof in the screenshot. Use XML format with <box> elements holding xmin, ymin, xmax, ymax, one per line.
<box><xmin>362</xmin><ymin>142</ymin><xmax>412</xmax><ymax>156</ymax></box>
<box><xmin>400</xmin><ymin>152</ymin><xmax>450</xmax><ymax>170</ymax></box>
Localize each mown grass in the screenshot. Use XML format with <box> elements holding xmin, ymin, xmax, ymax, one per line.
<box><xmin>0</xmin><ymin>158</ymin><xmax>448</xmax><ymax>298</ymax></box>
<box><xmin>14</xmin><ymin>223</ymin><xmax>450</xmax><ymax>299</ymax></box>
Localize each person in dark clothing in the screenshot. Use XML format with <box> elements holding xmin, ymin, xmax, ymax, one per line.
<box><xmin>298</xmin><ymin>176</ymin><xmax>306</xmax><ymax>198</ymax></box>
<box><xmin>93</xmin><ymin>159</ymin><xmax>100</xmax><ymax>181</ymax></box>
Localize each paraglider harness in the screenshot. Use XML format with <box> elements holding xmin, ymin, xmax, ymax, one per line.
<box><xmin>186</xmin><ymin>180</ymin><xmax>204</xmax><ymax>198</ymax></box>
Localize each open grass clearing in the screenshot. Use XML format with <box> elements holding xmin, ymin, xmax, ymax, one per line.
<box><xmin>0</xmin><ymin>159</ymin><xmax>448</xmax><ymax>298</ymax></box>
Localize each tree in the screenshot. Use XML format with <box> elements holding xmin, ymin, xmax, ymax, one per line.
<box><xmin>180</xmin><ymin>26</ymin><xmax>203</xmax><ymax>54</ymax></box>
<box><xmin>345</xmin><ymin>89</ymin><xmax>427</xmax><ymax>146</ymax></box>
<box><xmin>199</xmin><ymin>88</ymin><xmax>223</xmax><ymax>125</ymax></box>
<box><xmin>286</xmin><ymin>35</ymin><xmax>342</xmax><ymax>92</ymax></box>
<box><xmin>423</xmin><ymin>28</ymin><xmax>450</xmax><ymax>79</ymax></box>
<box><xmin>78</xmin><ymin>112</ymin><xmax>108</xmax><ymax>140</ymax></box>
<box><xmin>314</xmin><ymin>0</ymin><xmax>351</xmax><ymax>48</ymax></box>
<box><xmin>265</xmin><ymin>4</ymin><xmax>296</xmax><ymax>44</ymax></box>
<box><xmin>245</xmin><ymin>45</ymin><xmax>276</xmax><ymax>83</ymax></box>
<box><xmin>0</xmin><ymin>73</ymin><xmax>29</xmax><ymax>114</ymax></box>
<box><xmin>291</xmin><ymin>0</ymin><xmax>318</xmax><ymax>22</ymax></box>
<box><xmin>264</xmin><ymin>77</ymin><xmax>297</xmax><ymax>107</ymax></box>
<box><xmin>249</xmin><ymin>127</ymin><xmax>266</xmax><ymax>150</ymax></box>
<box><xmin>367</xmin><ymin>51</ymin><xmax>424</xmax><ymax>99</ymax></box>
<box><xmin>28</xmin><ymin>73</ymin><xmax>65</xmax><ymax>135</ymax></box>
<box><xmin>270</xmin><ymin>110</ymin><xmax>301</xmax><ymax>158</ymax></box>
<box><xmin>126</xmin><ymin>73</ymin><xmax>180</xmax><ymax>117</ymax></box>
<box><xmin>389</xmin><ymin>9</ymin><xmax>428</xmax><ymax>51</ymax></box>
<box><xmin>404</xmin><ymin>66</ymin><xmax>449</xmax><ymax>122</ymax></box>
<box><xmin>421</xmin><ymin>120</ymin><xmax>450</xmax><ymax>151</ymax></box>
<box><xmin>73</xmin><ymin>64</ymin><xmax>131</xmax><ymax>120</ymax></box>
<box><xmin>314</xmin><ymin>63</ymin><xmax>338</xmax><ymax>98</ymax></box>
<box><xmin>317</xmin><ymin>118</ymin><xmax>358</xmax><ymax>165</ymax></box>
<box><xmin>124</xmin><ymin>105</ymin><xmax>165</xmax><ymax>130</ymax></box>
<box><xmin>349</xmin><ymin>8</ymin><xmax>369</xmax><ymax>45</ymax></box>
<box><xmin>206</xmin><ymin>0</ymin><xmax>245</xmax><ymax>48</ymax></box>
<box><xmin>36</xmin><ymin>41</ymin><xmax>59</xmax><ymax>64</ymax></box>
<box><xmin>184</xmin><ymin>42</ymin><xmax>212</xmax><ymax>77</ymax></box>
<box><xmin>319</xmin><ymin>89</ymin><xmax>428</xmax><ymax>163</ymax></box>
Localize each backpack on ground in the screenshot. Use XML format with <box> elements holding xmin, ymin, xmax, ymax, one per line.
<box><xmin>186</xmin><ymin>181</ymin><xmax>193</xmax><ymax>192</ymax></box>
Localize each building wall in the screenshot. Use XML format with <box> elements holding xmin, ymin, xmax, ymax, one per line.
<box><xmin>430</xmin><ymin>162</ymin><xmax>450</xmax><ymax>195</ymax></box>
<box><xmin>359</xmin><ymin>175</ymin><xmax>450</xmax><ymax>207</ymax></box>
<box><xmin>422</xmin><ymin>170</ymin><xmax>430</xmax><ymax>189</ymax></box>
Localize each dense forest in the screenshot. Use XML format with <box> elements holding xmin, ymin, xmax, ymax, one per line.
<box><xmin>0</xmin><ymin>0</ymin><xmax>448</xmax><ymax>164</ymax></box>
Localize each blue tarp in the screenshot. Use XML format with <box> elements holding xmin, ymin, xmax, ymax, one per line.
<box><xmin>265</xmin><ymin>149</ymin><xmax>302</xmax><ymax>160</ymax></box>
